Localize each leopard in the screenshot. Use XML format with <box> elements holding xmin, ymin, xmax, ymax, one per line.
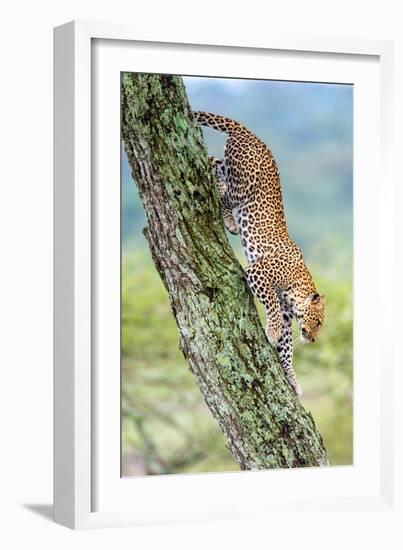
<box><xmin>194</xmin><ymin>111</ymin><xmax>325</xmax><ymax>397</ymax></box>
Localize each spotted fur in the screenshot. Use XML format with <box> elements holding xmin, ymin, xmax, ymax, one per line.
<box><xmin>194</xmin><ymin>111</ymin><xmax>325</xmax><ymax>397</ymax></box>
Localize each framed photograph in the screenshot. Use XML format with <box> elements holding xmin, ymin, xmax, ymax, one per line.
<box><xmin>54</xmin><ymin>21</ymin><xmax>398</xmax><ymax>530</ymax></box>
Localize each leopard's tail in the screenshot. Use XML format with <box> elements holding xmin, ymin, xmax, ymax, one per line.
<box><xmin>193</xmin><ymin>111</ymin><xmax>243</xmax><ymax>135</ymax></box>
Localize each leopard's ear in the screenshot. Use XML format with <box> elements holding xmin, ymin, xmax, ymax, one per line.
<box><xmin>309</xmin><ymin>293</ymin><xmax>323</xmax><ymax>304</ymax></box>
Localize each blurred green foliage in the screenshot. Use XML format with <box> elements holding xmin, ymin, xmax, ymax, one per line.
<box><xmin>122</xmin><ymin>247</ymin><xmax>239</xmax><ymax>476</ymax></box>
<box><xmin>122</xmin><ymin>243</ymin><xmax>352</xmax><ymax>476</ymax></box>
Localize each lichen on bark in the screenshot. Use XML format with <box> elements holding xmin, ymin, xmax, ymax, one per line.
<box><xmin>121</xmin><ymin>72</ymin><xmax>330</xmax><ymax>470</ymax></box>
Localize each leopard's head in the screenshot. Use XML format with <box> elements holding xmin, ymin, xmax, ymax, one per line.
<box><xmin>299</xmin><ymin>293</ymin><xmax>325</xmax><ymax>343</ymax></box>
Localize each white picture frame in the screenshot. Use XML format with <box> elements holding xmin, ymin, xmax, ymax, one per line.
<box><xmin>54</xmin><ymin>20</ymin><xmax>399</xmax><ymax>530</ymax></box>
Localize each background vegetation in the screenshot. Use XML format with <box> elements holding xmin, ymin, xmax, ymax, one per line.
<box><xmin>121</xmin><ymin>77</ymin><xmax>353</xmax><ymax>476</ymax></box>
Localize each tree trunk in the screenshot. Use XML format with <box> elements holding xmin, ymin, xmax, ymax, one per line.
<box><xmin>121</xmin><ymin>73</ymin><xmax>329</xmax><ymax>469</ymax></box>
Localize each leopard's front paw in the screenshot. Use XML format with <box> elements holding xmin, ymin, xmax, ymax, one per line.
<box><xmin>292</xmin><ymin>381</ymin><xmax>303</xmax><ymax>397</ymax></box>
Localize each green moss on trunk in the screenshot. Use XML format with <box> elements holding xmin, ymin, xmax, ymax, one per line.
<box><xmin>121</xmin><ymin>72</ymin><xmax>329</xmax><ymax>469</ymax></box>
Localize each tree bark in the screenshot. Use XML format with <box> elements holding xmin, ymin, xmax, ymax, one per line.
<box><xmin>121</xmin><ymin>73</ymin><xmax>330</xmax><ymax>469</ymax></box>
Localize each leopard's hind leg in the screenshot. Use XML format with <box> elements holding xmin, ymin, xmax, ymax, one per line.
<box><xmin>209</xmin><ymin>157</ymin><xmax>239</xmax><ymax>235</ymax></box>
